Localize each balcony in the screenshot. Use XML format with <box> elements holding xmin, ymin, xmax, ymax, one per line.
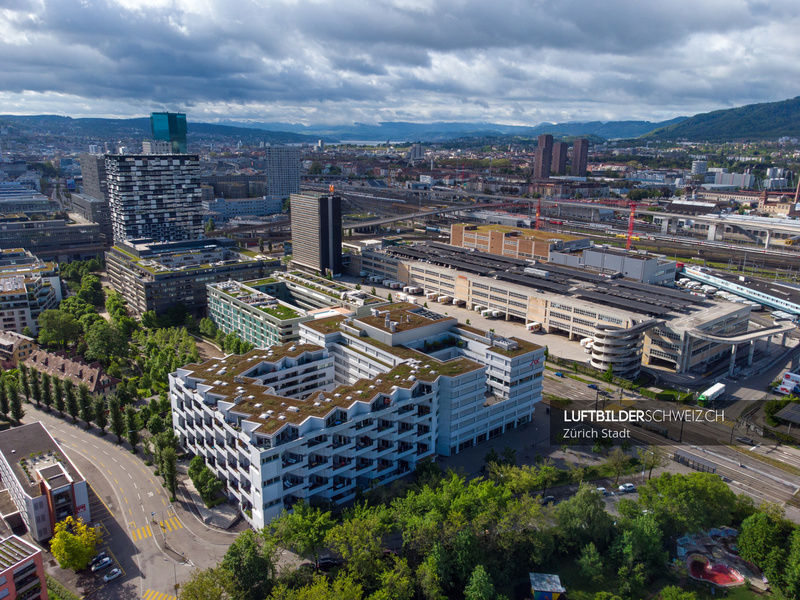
<box><xmin>308</xmin><ymin>435</ymin><xmax>328</xmax><ymax>448</ymax></box>
<box><xmin>331</xmin><ymin>436</ymin><xmax>351</xmax><ymax>449</ymax></box>
<box><xmin>307</xmin><ymin>456</ymin><xmax>328</xmax><ymax>472</ymax></box>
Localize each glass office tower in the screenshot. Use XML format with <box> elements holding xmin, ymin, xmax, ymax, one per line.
<box><xmin>150</xmin><ymin>112</ymin><xmax>188</xmax><ymax>154</ymax></box>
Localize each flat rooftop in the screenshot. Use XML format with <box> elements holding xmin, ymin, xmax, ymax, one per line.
<box><xmin>457</xmin><ymin>223</ymin><xmax>583</xmax><ymax>242</ymax></box>
<box><xmin>0</xmin><ymin>535</ymin><xmax>39</xmax><ymax>570</ymax></box>
<box><xmin>714</xmin><ymin>271</ymin><xmax>800</xmax><ymax>307</ymax></box>
<box><xmin>0</xmin><ymin>422</ymin><xmax>84</xmax><ymax>498</ymax></box>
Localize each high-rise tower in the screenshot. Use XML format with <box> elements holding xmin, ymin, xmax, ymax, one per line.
<box><xmin>533</xmin><ymin>134</ymin><xmax>553</xmax><ymax>179</ymax></box>
<box><xmin>290</xmin><ymin>192</ymin><xmax>342</xmax><ymax>275</ymax></box>
<box><xmin>150</xmin><ymin>112</ymin><xmax>188</xmax><ymax>154</ymax></box>
<box><xmin>572</xmin><ymin>139</ymin><xmax>589</xmax><ymax>177</ymax></box>
<box><xmin>551</xmin><ymin>141</ymin><xmax>568</xmax><ymax>175</ymax></box>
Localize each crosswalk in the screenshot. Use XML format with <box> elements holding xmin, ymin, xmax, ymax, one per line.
<box><xmin>130</xmin><ymin>517</ymin><xmax>183</xmax><ymax>541</ymax></box>
<box><xmin>143</xmin><ymin>590</ymin><xmax>176</xmax><ymax>600</ymax></box>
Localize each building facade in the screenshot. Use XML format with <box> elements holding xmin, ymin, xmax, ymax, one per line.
<box><xmin>170</xmin><ymin>304</ymin><xmax>543</xmax><ymax>528</ymax></box>
<box><xmin>25</xmin><ymin>350</ymin><xmax>120</xmax><ymax>399</ymax></box>
<box><xmin>572</xmin><ymin>139</ymin><xmax>589</xmax><ymax>177</ymax></box>
<box><xmin>533</xmin><ymin>134</ymin><xmax>553</xmax><ymax>179</ymax></box>
<box><xmin>0</xmin><ymin>331</ymin><xmax>37</xmax><ymax>364</ymax></box>
<box><xmin>202</xmin><ymin>197</ymin><xmax>282</xmax><ymax>222</ymax></box>
<box><xmin>290</xmin><ymin>193</ymin><xmax>342</xmax><ymax>275</ymax></box>
<box><xmin>450</xmin><ymin>224</ymin><xmax>591</xmax><ymax>261</ymax></box>
<box><xmin>106</xmin><ymin>238</ymin><xmax>280</xmax><ymax>317</ymax></box>
<box><xmin>150</xmin><ymin>112</ymin><xmax>188</xmax><ymax>154</ymax></box>
<box><xmin>0</xmin><ymin>423</ymin><xmax>90</xmax><ymax>542</ymax></box>
<box><xmin>78</xmin><ymin>154</ymin><xmax>108</xmax><ymax>201</ymax></box>
<box><xmin>552</xmin><ymin>141</ymin><xmax>568</xmax><ymax>175</ymax></box>
<box><xmin>0</xmin><ymin>535</ymin><xmax>48</xmax><ymax>600</ymax></box>
<box><xmin>263</xmin><ymin>146</ymin><xmax>301</xmax><ymax>198</ymax></box>
<box><xmin>105</xmin><ymin>154</ymin><xmax>202</xmax><ymax>244</ymax></box>
<box><xmin>0</xmin><ymin>250</ymin><xmax>61</xmax><ymax>335</ymax></box>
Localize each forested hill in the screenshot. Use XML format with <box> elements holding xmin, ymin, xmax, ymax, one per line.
<box><xmin>645</xmin><ymin>96</ymin><xmax>800</xmax><ymax>142</ymax></box>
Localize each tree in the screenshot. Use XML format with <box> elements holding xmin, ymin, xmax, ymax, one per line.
<box><xmin>179</xmin><ymin>566</ymin><xmax>232</xmax><ymax>600</ymax></box>
<box><xmin>148</xmin><ymin>414</ymin><xmax>165</xmax><ymax>436</ymax></box>
<box><xmin>578</xmin><ymin>542</ymin><xmax>604</xmax><ymax>582</ymax></box>
<box><xmin>161</xmin><ymin>447</ymin><xmax>178</xmax><ymax>499</ymax></box>
<box><xmin>78</xmin><ymin>384</ymin><xmax>93</xmax><ymax>428</ymax></box>
<box><xmin>85</xmin><ymin>321</ymin><xmax>127</xmax><ymax>365</ymax></box>
<box><xmin>271</xmin><ymin>501</ymin><xmax>335</xmax><ymax>563</ymax></box>
<box><xmin>125</xmin><ymin>405</ymin><xmax>139</xmax><ymax>452</ymax></box>
<box><xmin>94</xmin><ymin>397</ymin><xmax>108</xmax><ymax>434</ymax></box>
<box><xmin>77</xmin><ymin>274</ymin><xmax>104</xmax><ymax>306</ymax></box>
<box><xmin>109</xmin><ymin>396</ymin><xmax>125</xmax><ymax>443</ymax></box>
<box><xmin>556</xmin><ymin>483</ymin><xmax>614</xmax><ymax>551</ymax></box>
<box><xmin>221</xmin><ymin>530</ymin><xmax>278</xmax><ymax>600</ymax></box>
<box><xmin>0</xmin><ymin>382</ymin><xmax>8</xmax><ymax>419</ymax></box>
<box><xmin>8</xmin><ymin>384</ymin><xmax>23</xmax><ymax>425</ymax></box>
<box><xmin>603</xmin><ymin>364</ymin><xmax>614</xmax><ymax>383</ymax></box>
<box><xmin>52</xmin><ymin>376</ymin><xmax>64</xmax><ymax>416</ymax></box>
<box><xmin>739</xmin><ymin>511</ymin><xmax>791</xmax><ymax>587</ymax></box>
<box><xmin>258</xmin><ymin>237</ymin><xmax>264</xmax><ymax>253</ymax></box>
<box><xmin>783</xmin><ymin>529</ymin><xmax>800</xmax><ymax>598</ymax></box>
<box><xmin>637</xmin><ymin>446</ymin><xmax>667</xmax><ymax>480</ymax></box>
<box><xmin>50</xmin><ymin>516</ymin><xmax>100</xmax><ymax>571</ymax></box>
<box><xmin>65</xmin><ymin>381</ymin><xmax>79</xmax><ymax>424</ymax></box>
<box><xmin>199</xmin><ymin>317</ymin><xmax>218</xmax><ymax>337</ymax></box>
<box><xmin>325</xmin><ymin>504</ymin><xmax>389</xmax><ymax>591</ymax></box>
<box><xmin>607</xmin><ymin>447</ymin><xmax>629</xmax><ymax>485</ymax></box>
<box><xmin>658</xmin><ymin>587</ymin><xmax>698</xmax><ymax>600</ymax></box>
<box><xmin>18</xmin><ymin>363</ymin><xmax>30</xmax><ymax>401</ymax></box>
<box><xmin>37</xmin><ymin>310</ymin><xmax>81</xmax><ymax>349</ymax></box>
<box><xmin>142</xmin><ymin>310</ymin><xmax>160</xmax><ymax>329</ymax></box>
<box><xmin>464</xmin><ymin>565</ymin><xmax>495</xmax><ymax>600</ymax></box>
<box><xmin>30</xmin><ymin>369</ymin><xmax>41</xmax><ymax>407</ymax></box>
<box><xmin>538</xmin><ymin>458</ymin><xmax>559</xmax><ymax>497</ymax></box>
<box><xmin>387</xmin><ymin>293</ymin><xmax>393</xmax><ymax>303</ymax></box>
<box><xmin>204</xmin><ymin>218</ymin><xmax>216</xmax><ymax>235</ymax></box>
<box><xmin>41</xmin><ymin>372</ymin><xmax>52</xmax><ymax>412</ymax></box>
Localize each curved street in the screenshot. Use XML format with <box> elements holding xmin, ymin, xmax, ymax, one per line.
<box><xmin>28</xmin><ymin>405</ymin><xmax>242</xmax><ymax>599</ymax></box>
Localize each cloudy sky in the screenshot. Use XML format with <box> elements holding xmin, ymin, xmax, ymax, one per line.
<box><xmin>2</xmin><ymin>0</ymin><xmax>799</xmax><ymax>126</ymax></box>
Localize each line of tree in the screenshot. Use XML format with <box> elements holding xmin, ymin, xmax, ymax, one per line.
<box><xmin>199</xmin><ymin>317</ymin><xmax>255</xmax><ymax>354</ymax></box>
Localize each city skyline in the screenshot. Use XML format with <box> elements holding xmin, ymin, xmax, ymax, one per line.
<box><xmin>2</xmin><ymin>0</ymin><xmax>800</xmax><ymax>126</ymax></box>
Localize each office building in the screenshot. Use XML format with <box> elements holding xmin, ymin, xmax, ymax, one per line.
<box><xmin>572</xmin><ymin>139</ymin><xmax>589</xmax><ymax>177</ymax></box>
<box><xmin>0</xmin><ymin>183</ymin><xmax>56</xmax><ymax>214</ymax></box>
<box><xmin>0</xmin><ymin>249</ymin><xmax>61</xmax><ymax>336</ymax></box>
<box><xmin>150</xmin><ymin>112</ymin><xmax>188</xmax><ymax>154</ymax></box>
<box><xmin>142</xmin><ymin>139</ymin><xmax>173</xmax><ymax>155</ymax></box>
<box><xmin>290</xmin><ymin>193</ymin><xmax>342</xmax><ymax>275</ymax></box>
<box><xmin>105</xmin><ymin>154</ymin><xmax>203</xmax><ymax>244</ymax></box>
<box><xmin>0</xmin><ymin>216</ymin><xmax>105</xmax><ymax>262</ymax></box>
<box><xmin>549</xmin><ymin>246</ymin><xmax>677</xmax><ymax>286</ymax></box>
<box><xmin>450</xmin><ymin>224</ymin><xmax>591</xmax><ymax>261</ymax></box>
<box><xmin>359</xmin><ymin>241</ymin><xmax>750</xmax><ymax>377</ymax></box>
<box><xmin>207</xmin><ymin>271</ymin><xmax>388</xmax><ymax>347</ymax></box>
<box><xmin>106</xmin><ymin>238</ymin><xmax>280</xmax><ymax>317</ymax></box>
<box><xmin>552</xmin><ymin>141</ymin><xmax>568</xmax><ymax>175</ymax></box>
<box><xmin>533</xmin><ymin>134</ymin><xmax>553</xmax><ymax>179</ymax></box>
<box><xmin>79</xmin><ymin>154</ymin><xmax>108</xmax><ymax>201</ymax></box>
<box><xmin>67</xmin><ymin>192</ymin><xmax>112</xmax><ymax>244</ymax></box>
<box><xmin>0</xmin><ymin>535</ymin><xmax>48</xmax><ymax>600</ymax></box>
<box><xmin>0</xmin><ymin>422</ymin><xmax>90</xmax><ymax>542</ymax></box>
<box><xmin>202</xmin><ymin>197</ymin><xmax>282</xmax><ymax>223</ymax></box>
<box><xmin>170</xmin><ymin>304</ymin><xmax>543</xmax><ymax>527</ymax></box>
<box><xmin>263</xmin><ymin>146</ymin><xmax>301</xmax><ymax>198</ymax></box>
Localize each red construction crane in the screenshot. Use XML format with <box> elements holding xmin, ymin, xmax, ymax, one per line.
<box><xmin>535</xmin><ymin>197</ymin><xmax>542</xmax><ymax>230</ymax></box>
<box><xmin>626</xmin><ymin>202</ymin><xmax>637</xmax><ymax>250</ymax></box>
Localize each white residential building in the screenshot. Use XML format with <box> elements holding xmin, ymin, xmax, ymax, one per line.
<box><xmin>170</xmin><ymin>303</ymin><xmax>544</xmax><ymax>528</ymax></box>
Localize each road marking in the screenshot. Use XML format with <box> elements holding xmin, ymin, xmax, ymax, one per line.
<box><xmin>138</xmin><ymin>493</ymin><xmax>141</xmax><ymax>500</ymax></box>
<box><xmin>106</xmin><ymin>469</ymin><xmax>112</xmax><ymax>476</ymax></box>
<box><xmin>92</xmin><ymin>444</ymin><xmax>99</xmax><ymax>449</ymax></box>
<box><xmin>99</xmin><ymin>462</ymin><xmax>105</xmax><ymax>468</ymax></box>
<box><xmin>69</xmin><ymin>433</ymin><xmax>77</xmax><ymax>438</ymax></box>
<box><xmin>128</xmin><ymin>508</ymin><xmax>132</xmax><ymax>516</ymax></box>
<box><xmin>161</xmin><ymin>498</ymin><xmax>166</xmax><ymax>506</ymax></box>
<box><xmin>125</xmin><ymin>497</ymin><xmax>128</xmax><ymax>504</ymax></box>
<box><xmin>119</xmin><ymin>487</ymin><xmax>124</xmax><ymax>494</ymax></box>
<box><xmin>149</xmin><ymin>478</ymin><xmax>154</xmax><ymax>484</ymax></box>
<box><xmin>114</xmin><ymin>479</ymin><xmax>119</xmax><ymax>484</ymax></box>
<box><xmin>144</xmin><ymin>590</ymin><xmax>176</xmax><ymax>600</ymax></box>
<box><xmin>133</xmin><ymin>525</ymin><xmax>153</xmax><ymax>541</ymax></box>
<box><xmin>112</xmin><ymin>457</ymin><xmax>118</xmax><ymax>463</ymax></box>
<box><xmin>88</xmin><ymin>484</ymin><xmax>114</xmax><ymax>518</ymax></box>
<box><xmin>128</xmin><ymin>473</ymin><xmax>133</xmax><ymax>479</ymax></box>
<box><xmin>103</xmin><ymin>450</ymin><xmax>109</xmax><ymax>455</ymax></box>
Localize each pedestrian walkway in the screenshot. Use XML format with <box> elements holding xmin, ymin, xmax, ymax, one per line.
<box><xmin>130</xmin><ymin>517</ymin><xmax>183</xmax><ymax>541</ymax></box>
<box><xmin>143</xmin><ymin>590</ymin><xmax>176</xmax><ymax>600</ymax></box>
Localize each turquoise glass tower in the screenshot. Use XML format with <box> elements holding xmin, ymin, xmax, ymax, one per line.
<box><xmin>150</xmin><ymin>112</ymin><xmax>187</xmax><ymax>154</ymax></box>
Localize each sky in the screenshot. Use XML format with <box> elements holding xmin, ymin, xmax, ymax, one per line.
<box><xmin>2</xmin><ymin>0</ymin><xmax>800</xmax><ymax>127</ymax></box>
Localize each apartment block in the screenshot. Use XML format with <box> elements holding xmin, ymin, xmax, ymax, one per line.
<box><xmin>263</xmin><ymin>146</ymin><xmax>301</xmax><ymax>199</ymax></box>
<box><xmin>105</xmin><ymin>154</ymin><xmax>202</xmax><ymax>244</ymax></box>
<box><xmin>170</xmin><ymin>304</ymin><xmax>544</xmax><ymax>527</ymax></box>
<box><xmin>552</xmin><ymin>141</ymin><xmax>568</xmax><ymax>175</ymax></box>
<box><xmin>572</xmin><ymin>139</ymin><xmax>589</xmax><ymax>177</ymax></box>
<box><xmin>0</xmin><ymin>423</ymin><xmax>90</xmax><ymax>542</ymax></box>
<box><xmin>0</xmin><ymin>535</ymin><xmax>48</xmax><ymax>600</ymax></box>
<box><xmin>207</xmin><ymin>271</ymin><xmax>387</xmax><ymax>348</ymax></box>
<box><xmin>0</xmin><ymin>250</ymin><xmax>61</xmax><ymax>335</ymax></box>
<box><xmin>533</xmin><ymin>134</ymin><xmax>553</xmax><ymax>179</ymax></box>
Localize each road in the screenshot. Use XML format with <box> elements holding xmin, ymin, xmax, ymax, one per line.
<box><xmin>29</xmin><ymin>407</ymin><xmax>238</xmax><ymax>600</ymax></box>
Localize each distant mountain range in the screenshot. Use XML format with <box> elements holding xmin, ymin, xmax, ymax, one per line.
<box><xmin>645</xmin><ymin>96</ymin><xmax>800</xmax><ymax>142</ymax></box>
<box><xmin>3</xmin><ymin>96</ymin><xmax>800</xmax><ymax>145</ymax></box>
<box><xmin>214</xmin><ymin>118</ymin><xmax>687</xmax><ymax>142</ymax></box>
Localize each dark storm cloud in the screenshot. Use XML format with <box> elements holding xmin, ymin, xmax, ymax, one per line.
<box><xmin>1</xmin><ymin>0</ymin><xmax>799</xmax><ymax>123</ymax></box>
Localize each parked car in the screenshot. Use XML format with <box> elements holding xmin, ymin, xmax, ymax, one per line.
<box><xmin>103</xmin><ymin>568</ymin><xmax>122</xmax><ymax>583</ymax></box>
<box><xmin>587</xmin><ymin>383</ymin><xmax>599</xmax><ymax>390</ymax></box>
<box><xmin>540</xmin><ymin>496</ymin><xmax>556</xmax><ymax>506</ymax></box>
<box><xmin>596</xmin><ymin>487</ymin><xmax>614</xmax><ymax>497</ymax></box>
<box><xmin>736</xmin><ymin>437</ymin><xmax>755</xmax><ymax>445</ymax></box>
<box><xmin>316</xmin><ymin>557</ymin><xmax>343</xmax><ymax>571</ymax></box>
<box><xmin>618</xmin><ymin>483</ymin><xmax>636</xmax><ymax>494</ymax></box>
<box><xmin>91</xmin><ymin>557</ymin><xmax>113</xmax><ymax>572</ymax></box>
<box><xmin>554</xmin><ymin>372</ymin><xmax>565</xmax><ymax>378</ymax></box>
<box><xmin>90</xmin><ymin>552</ymin><xmax>108</xmax><ymax>567</ymax></box>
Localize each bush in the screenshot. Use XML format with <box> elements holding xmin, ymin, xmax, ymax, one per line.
<box><xmin>46</xmin><ymin>575</ymin><xmax>82</xmax><ymax>600</ymax></box>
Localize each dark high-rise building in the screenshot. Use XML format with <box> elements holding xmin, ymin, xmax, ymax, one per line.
<box><xmin>105</xmin><ymin>154</ymin><xmax>202</xmax><ymax>244</ymax></box>
<box><xmin>552</xmin><ymin>141</ymin><xmax>568</xmax><ymax>175</ymax></box>
<box><xmin>290</xmin><ymin>192</ymin><xmax>342</xmax><ymax>275</ymax></box>
<box><xmin>150</xmin><ymin>112</ymin><xmax>188</xmax><ymax>154</ymax></box>
<box><xmin>79</xmin><ymin>153</ymin><xmax>107</xmax><ymax>201</ymax></box>
<box><xmin>533</xmin><ymin>134</ymin><xmax>553</xmax><ymax>179</ymax></box>
<box><xmin>572</xmin><ymin>138</ymin><xmax>590</xmax><ymax>177</ymax></box>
